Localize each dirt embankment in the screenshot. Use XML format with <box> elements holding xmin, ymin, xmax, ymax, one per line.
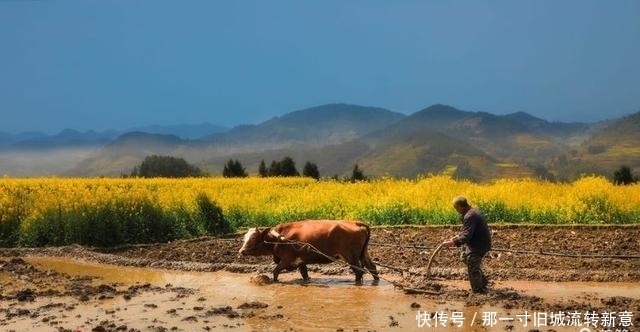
<box><xmin>71</xmin><ymin>224</ymin><xmax>640</xmax><ymax>282</ymax></box>
<box><xmin>2</xmin><ymin>225</ymin><xmax>639</xmax><ymax>281</ymax></box>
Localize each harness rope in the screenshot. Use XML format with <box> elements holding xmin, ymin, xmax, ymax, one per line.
<box><xmin>262</xmin><ymin>236</ymin><xmax>442</xmax><ymax>295</ymax></box>
<box><xmin>256</xmin><ymin>233</ymin><xmax>639</xmax><ymax>295</ymax></box>
<box><xmin>368</xmin><ymin>242</ymin><xmax>640</xmax><ymax>259</ymax></box>
<box><xmin>368</xmin><ymin>241</ymin><xmax>640</xmax><ymax>284</ymax></box>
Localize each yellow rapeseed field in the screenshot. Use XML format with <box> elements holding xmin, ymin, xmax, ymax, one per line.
<box><xmin>0</xmin><ymin>176</ymin><xmax>638</xmax><ymax>246</ymax></box>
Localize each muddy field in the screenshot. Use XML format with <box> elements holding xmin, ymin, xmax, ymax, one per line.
<box><xmin>1</xmin><ymin>225</ymin><xmax>640</xmax><ymax>331</ymax></box>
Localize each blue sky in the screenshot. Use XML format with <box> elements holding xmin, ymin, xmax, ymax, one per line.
<box><xmin>1</xmin><ymin>1</ymin><xmax>639</xmax><ymax>133</ymax></box>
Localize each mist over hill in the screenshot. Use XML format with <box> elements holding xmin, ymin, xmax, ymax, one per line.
<box><xmin>1</xmin><ymin>103</ymin><xmax>637</xmax><ymax>181</ymax></box>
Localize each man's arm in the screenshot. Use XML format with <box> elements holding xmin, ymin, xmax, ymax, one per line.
<box><xmin>452</xmin><ymin>214</ymin><xmax>477</xmax><ymax>246</ymax></box>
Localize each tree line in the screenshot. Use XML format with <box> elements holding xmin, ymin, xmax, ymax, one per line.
<box><xmin>613</xmin><ymin>165</ymin><xmax>639</xmax><ymax>185</ymax></box>
<box><xmin>130</xmin><ymin>154</ymin><xmax>367</xmax><ymax>181</ymax></box>
<box><xmin>130</xmin><ymin>155</ymin><xmax>204</xmax><ymax>178</ymax></box>
<box><xmin>224</xmin><ymin>156</ymin><xmax>366</xmax><ymax>181</ymax></box>
<box><xmin>129</xmin><ymin>155</ymin><xmax>637</xmax><ymax>185</ymax></box>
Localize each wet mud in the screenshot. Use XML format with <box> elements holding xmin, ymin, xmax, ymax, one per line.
<box><xmin>1</xmin><ymin>225</ymin><xmax>639</xmax><ymax>331</ymax></box>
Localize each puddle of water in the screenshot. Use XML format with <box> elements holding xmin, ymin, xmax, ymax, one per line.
<box><xmin>5</xmin><ymin>257</ymin><xmax>638</xmax><ymax>332</ymax></box>
<box><xmin>27</xmin><ymin>257</ymin><xmax>173</xmax><ymax>285</ymax></box>
<box><xmin>25</xmin><ymin>257</ymin><xmax>422</xmax><ymax>331</ymax></box>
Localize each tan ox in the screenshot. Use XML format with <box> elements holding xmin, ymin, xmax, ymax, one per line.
<box><xmin>239</xmin><ymin>220</ymin><xmax>379</xmax><ymax>284</ymax></box>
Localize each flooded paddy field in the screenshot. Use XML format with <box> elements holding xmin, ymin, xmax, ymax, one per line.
<box><xmin>1</xmin><ymin>225</ymin><xmax>639</xmax><ymax>331</ymax></box>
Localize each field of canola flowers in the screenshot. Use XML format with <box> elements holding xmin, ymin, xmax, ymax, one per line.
<box><xmin>1</xmin><ymin>176</ymin><xmax>639</xmax><ymax>247</ymax></box>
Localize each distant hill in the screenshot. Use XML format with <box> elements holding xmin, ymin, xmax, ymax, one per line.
<box><xmin>108</xmin><ymin>132</ymin><xmax>185</xmax><ymax>150</ymax></box>
<box><xmin>203</xmin><ymin>103</ymin><xmax>405</xmax><ymax>147</ymax></box>
<box><xmin>504</xmin><ymin>111</ymin><xmax>594</xmax><ymax>147</ymax></box>
<box><xmin>504</xmin><ymin>111</ymin><xmax>590</xmax><ymax>137</ymax></box>
<box><xmin>359</xmin><ymin>127</ymin><xmax>496</xmax><ymax>179</ymax></box>
<box><xmin>0</xmin><ymin>122</ymin><xmax>226</xmax><ymax>149</ymax></box>
<box><xmin>2</xmin><ymin>129</ymin><xmax>116</xmax><ymax>150</ymax></box>
<box><xmin>383</xmin><ymin>104</ymin><xmax>572</xmax><ymax>163</ymax></box>
<box><xmin>67</xmin><ymin>104</ymin><xmax>404</xmax><ymax>176</ymax></box>
<box><xmin>129</xmin><ymin>123</ymin><xmax>228</xmax><ymax>139</ymax></box>
<box><xmin>3</xmin><ymin>102</ymin><xmax>638</xmax><ymax>180</ymax></box>
<box><xmin>578</xmin><ymin>111</ymin><xmax>640</xmax><ymax>170</ymax></box>
<box><xmin>0</xmin><ymin>131</ymin><xmax>48</xmax><ymax>146</ymax></box>
<box><xmin>0</xmin><ymin>129</ymin><xmax>117</xmax><ymax>176</ymax></box>
<box><xmin>66</xmin><ymin>132</ymin><xmax>188</xmax><ymax>176</ymax></box>
<box><xmin>198</xmin><ymin>104</ymin><xmax>578</xmax><ymax>179</ymax></box>
<box><xmin>0</xmin><ymin>124</ymin><xmax>226</xmax><ymax>176</ymax></box>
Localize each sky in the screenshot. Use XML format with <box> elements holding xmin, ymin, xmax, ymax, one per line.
<box><xmin>1</xmin><ymin>1</ymin><xmax>639</xmax><ymax>134</ymax></box>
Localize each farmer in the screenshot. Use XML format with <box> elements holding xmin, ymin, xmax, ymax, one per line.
<box><xmin>443</xmin><ymin>196</ymin><xmax>492</xmax><ymax>294</ymax></box>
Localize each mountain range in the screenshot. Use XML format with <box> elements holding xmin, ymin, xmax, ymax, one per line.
<box><xmin>1</xmin><ymin>103</ymin><xmax>637</xmax><ymax>181</ymax></box>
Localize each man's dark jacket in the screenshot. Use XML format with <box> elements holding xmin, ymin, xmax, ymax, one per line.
<box><xmin>453</xmin><ymin>208</ymin><xmax>492</xmax><ymax>254</ymax></box>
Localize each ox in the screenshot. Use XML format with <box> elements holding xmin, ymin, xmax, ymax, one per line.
<box><xmin>239</xmin><ymin>220</ymin><xmax>379</xmax><ymax>284</ymax></box>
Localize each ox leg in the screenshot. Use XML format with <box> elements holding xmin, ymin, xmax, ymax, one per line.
<box><xmin>348</xmin><ymin>255</ymin><xmax>365</xmax><ymax>285</ymax></box>
<box><xmin>272</xmin><ymin>265</ymin><xmax>284</xmax><ymax>282</ymax></box>
<box><xmin>273</xmin><ymin>258</ymin><xmax>292</xmax><ymax>282</ymax></box>
<box><xmin>271</xmin><ymin>256</ymin><xmax>283</xmax><ymax>282</ymax></box>
<box><xmin>362</xmin><ymin>251</ymin><xmax>380</xmax><ymax>281</ymax></box>
<box><xmin>353</xmin><ymin>268</ymin><xmax>364</xmax><ymax>285</ymax></box>
<box><xmin>298</xmin><ymin>264</ymin><xmax>310</xmax><ymax>281</ymax></box>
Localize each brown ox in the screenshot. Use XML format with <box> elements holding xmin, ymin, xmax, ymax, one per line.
<box><xmin>238</xmin><ymin>220</ymin><xmax>379</xmax><ymax>284</ymax></box>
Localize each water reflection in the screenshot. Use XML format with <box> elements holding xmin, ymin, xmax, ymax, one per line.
<box><xmin>26</xmin><ymin>257</ymin><xmax>170</xmax><ymax>285</ymax></box>
<box><xmin>18</xmin><ymin>257</ymin><xmax>639</xmax><ymax>332</ymax></box>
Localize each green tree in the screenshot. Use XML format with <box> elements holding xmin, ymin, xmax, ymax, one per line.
<box><xmin>132</xmin><ymin>155</ymin><xmax>203</xmax><ymax>178</ymax></box>
<box><xmin>268</xmin><ymin>157</ymin><xmax>299</xmax><ymax>177</ymax></box>
<box><xmin>222</xmin><ymin>159</ymin><xmax>248</xmax><ymax>178</ymax></box>
<box><xmin>350</xmin><ymin>163</ymin><xmax>366</xmax><ymax>182</ymax></box>
<box><xmin>258</xmin><ymin>160</ymin><xmax>268</xmax><ymax>177</ymax></box>
<box><xmin>278</xmin><ymin>157</ymin><xmax>299</xmax><ymax>176</ymax></box>
<box><xmin>613</xmin><ymin>165</ymin><xmax>636</xmax><ymax>185</ymax></box>
<box><xmin>302</xmin><ymin>161</ymin><xmax>320</xmax><ymax>180</ymax></box>
<box><xmin>268</xmin><ymin>160</ymin><xmax>280</xmax><ymax>177</ymax></box>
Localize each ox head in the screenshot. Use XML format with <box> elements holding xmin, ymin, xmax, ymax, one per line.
<box><xmin>239</xmin><ymin>228</ymin><xmax>278</xmax><ymax>256</ymax></box>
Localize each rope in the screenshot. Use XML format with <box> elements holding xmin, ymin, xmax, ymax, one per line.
<box><xmin>258</xmin><ymin>234</ymin><xmax>640</xmax><ymax>296</ymax></box>
<box><xmin>368</xmin><ymin>242</ymin><xmax>437</xmax><ymax>250</ymax></box>
<box><xmin>489</xmin><ymin>248</ymin><xmax>640</xmax><ymax>259</ymax></box>
<box><xmin>366</xmin><ymin>240</ymin><xmax>640</xmax><ymax>292</ymax></box>
<box><xmin>368</xmin><ymin>242</ymin><xmax>640</xmax><ymax>259</ymax></box>
<box><xmin>373</xmin><ymin>244</ymin><xmax>445</xmax><ymax>282</ymax></box>
<box><xmin>263</xmin><ymin>239</ymin><xmax>442</xmax><ymax>295</ymax></box>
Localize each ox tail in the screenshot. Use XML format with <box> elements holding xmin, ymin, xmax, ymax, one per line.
<box><xmin>356</xmin><ymin>221</ymin><xmax>371</xmax><ymax>259</ymax></box>
<box><xmin>356</xmin><ymin>221</ymin><xmax>379</xmax><ymax>280</ymax></box>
